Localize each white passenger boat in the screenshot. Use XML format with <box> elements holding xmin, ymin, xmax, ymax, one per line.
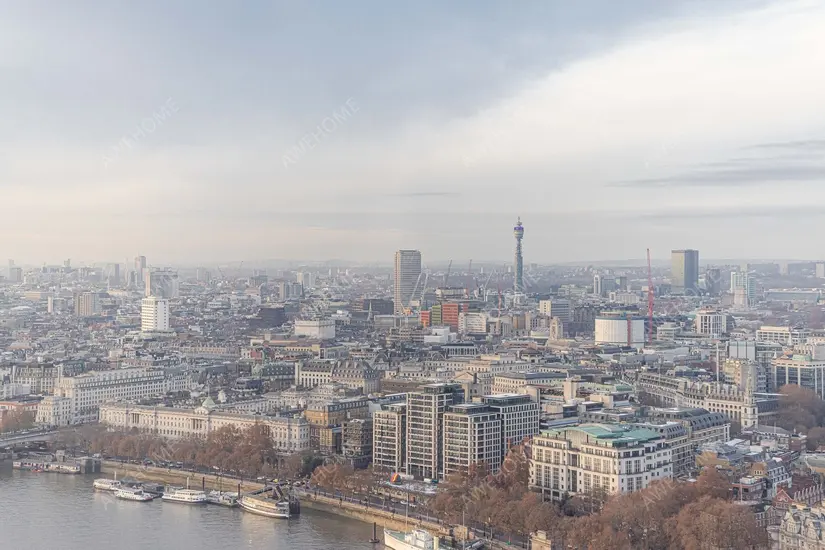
<box><xmin>161</xmin><ymin>487</ymin><xmax>208</xmax><ymax>504</ymax></box>
<box><xmin>115</xmin><ymin>486</ymin><xmax>154</xmax><ymax>502</ymax></box>
<box><xmin>93</xmin><ymin>478</ymin><xmax>122</xmax><ymax>492</ymax></box>
<box><xmin>238</xmin><ymin>495</ymin><xmax>290</xmax><ymax>518</ymax></box>
<box><xmin>384</xmin><ymin>528</ymin><xmax>440</xmax><ymax>550</ymax></box>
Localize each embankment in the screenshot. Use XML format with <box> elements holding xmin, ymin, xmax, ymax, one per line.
<box><xmin>101</xmin><ymin>461</ymin><xmax>265</xmax><ymax>492</ymax></box>
<box><xmin>297</xmin><ymin>491</ymin><xmax>450</xmax><ymax>536</ymax></box>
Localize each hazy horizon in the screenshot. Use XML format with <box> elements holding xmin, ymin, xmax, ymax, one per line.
<box><xmin>4</xmin><ymin>0</ymin><xmax>825</xmax><ymax>263</ymax></box>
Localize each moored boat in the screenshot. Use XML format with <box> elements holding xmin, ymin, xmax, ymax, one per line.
<box><xmin>93</xmin><ymin>478</ymin><xmax>122</xmax><ymax>492</ymax></box>
<box><xmin>238</xmin><ymin>495</ymin><xmax>290</xmax><ymax>518</ymax></box>
<box><xmin>383</xmin><ymin>528</ymin><xmax>440</xmax><ymax>550</ymax></box>
<box><xmin>115</xmin><ymin>486</ymin><xmax>154</xmax><ymax>502</ymax></box>
<box><xmin>206</xmin><ymin>491</ymin><xmax>239</xmax><ymax>507</ymax></box>
<box><xmin>161</xmin><ymin>487</ymin><xmax>208</xmax><ymax>504</ymax></box>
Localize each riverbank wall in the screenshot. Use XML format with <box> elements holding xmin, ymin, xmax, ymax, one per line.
<box><xmin>297</xmin><ymin>491</ymin><xmax>451</xmax><ymax>536</ymax></box>
<box><xmin>100</xmin><ymin>461</ymin><xmax>265</xmax><ymax>493</ymax></box>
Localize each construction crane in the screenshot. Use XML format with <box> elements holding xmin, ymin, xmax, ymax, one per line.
<box><xmin>406</xmin><ymin>271</ymin><xmax>424</xmax><ymax>314</ymax></box>
<box><xmin>444</xmin><ymin>260</ymin><xmax>453</xmax><ymax>287</ymax></box>
<box><xmin>647</xmin><ymin>248</ymin><xmax>654</xmax><ymax>346</ymax></box>
<box><xmin>466</xmin><ymin>259</ymin><xmax>473</xmax><ymax>295</ymax></box>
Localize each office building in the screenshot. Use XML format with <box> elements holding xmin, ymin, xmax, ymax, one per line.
<box><xmin>443</xmin><ymin>403</ymin><xmax>502</xmax><ymax>476</ymax></box>
<box><xmin>513</xmin><ymin>217</ymin><xmax>524</xmax><ymax>292</ymax></box>
<box><xmin>756</xmin><ymin>326</ymin><xmax>809</xmax><ymax>346</ymax></box>
<box><xmin>772</xmin><ymin>349</ymin><xmax>825</xmax><ymax>400</ymax></box>
<box><xmin>297</xmin><ymin>271</ymin><xmax>315</xmax><ymax>289</ymax></box>
<box><xmin>294</xmin><ymin>319</ymin><xmax>336</xmax><ymax>340</ymax></box>
<box><xmin>671</xmin><ymin>249</ymin><xmax>699</xmax><ymax>295</ymax></box>
<box><xmin>8</xmin><ymin>266</ymin><xmax>22</xmax><ymax>283</ymax></box>
<box><xmin>74</xmin><ymin>292</ymin><xmax>100</xmax><ymax>317</ymax></box>
<box><xmin>694</xmin><ymin>308</ymin><xmax>726</xmax><ymax>338</ymax></box>
<box><xmin>529</xmin><ymin>424</ymin><xmax>673</xmax><ymax>501</ymax></box>
<box><xmin>134</xmin><ymin>255</ymin><xmax>147</xmax><ymax>285</ymax></box>
<box><xmin>373</xmin><ymin>403</ymin><xmax>406</xmax><ymax>473</ymax></box>
<box><xmin>730</xmin><ymin>270</ymin><xmax>757</xmax><ymax>306</ymax></box>
<box><xmin>141</xmin><ymin>296</ymin><xmax>170</xmax><ymax>332</ymax></box>
<box><xmin>406</xmin><ymin>383</ymin><xmax>464</xmax><ymax>479</ymax></box>
<box><xmin>483</xmin><ymin>394</ymin><xmax>541</xmax><ymax>456</ymax></box>
<box><xmin>394</xmin><ymin>250</ymin><xmax>422</xmax><ymax>314</ymax></box>
<box><xmin>538</xmin><ymin>299</ymin><xmax>570</xmax><ymax>323</ymax></box>
<box><xmin>55</xmin><ymin>367</ymin><xmax>189</xmax><ymax>424</ymax></box>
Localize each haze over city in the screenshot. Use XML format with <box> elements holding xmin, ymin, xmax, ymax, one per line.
<box><xmin>2</xmin><ymin>0</ymin><xmax>825</xmax><ymax>264</ymax></box>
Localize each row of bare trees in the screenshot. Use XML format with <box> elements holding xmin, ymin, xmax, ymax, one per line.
<box><xmin>0</xmin><ymin>410</ymin><xmax>35</xmax><ymax>434</ymax></box>
<box><xmin>417</xmin><ymin>446</ymin><xmax>767</xmax><ymax>550</ymax></box>
<box><xmin>60</xmin><ymin>424</ymin><xmax>321</xmax><ymax>479</ymax></box>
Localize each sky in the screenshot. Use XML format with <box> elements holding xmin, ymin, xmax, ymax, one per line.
<box><xmin>2</xmin><ymin>0</ymin><xmax>825</xmax><ymax>266</ymax></box>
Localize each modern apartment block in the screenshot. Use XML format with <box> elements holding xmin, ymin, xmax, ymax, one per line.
<box><xmin>373</xmin><ymin>403</ymin><xmax>406</xmax><ymax>473</ymax></box>
<box><xmin>443</xmin><ymin>403</ymin><xmax>502</xmax><ymax>476</ymax></box>
<box><xmin>405</xmin><ymin>383</ymin><xmax>464</xmax><ymax>479</ymax></box>
<box><xmin>529</xmin><ymin>424</ymin><xmax>673</xmax><ymax>501</ymax></box>
<box><xmin>483</xmin><ymin>394</ymin><xmax>540</xmax><ymax>456</ymax></box>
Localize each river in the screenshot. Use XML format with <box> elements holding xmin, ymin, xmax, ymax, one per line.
<box><xmin>0</xmin><ymin>462</ymin><xmax>383</xmax><ymax>549</ymax></box>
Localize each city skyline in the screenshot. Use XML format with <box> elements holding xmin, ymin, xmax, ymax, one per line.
<box><xmin>2</xmin><ymin>1</ymin><xmax>825</xmax><ymax>262</ymax></box>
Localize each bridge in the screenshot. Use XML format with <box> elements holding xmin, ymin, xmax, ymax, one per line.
<box><xmin>0</xmin><ymin>429</ymin><xmax>59</xmax><ymax>447</ymax></box>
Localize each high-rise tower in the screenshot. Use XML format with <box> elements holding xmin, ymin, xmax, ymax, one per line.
<box><xmin>394</xmin><ymin>250</ymin><xmax>422</xmax><ymax>314</ymax></box>
<box><xmin>513</xmin><ymin>217</ymin><xmax>524</xmax><ymax>292</ymax></box>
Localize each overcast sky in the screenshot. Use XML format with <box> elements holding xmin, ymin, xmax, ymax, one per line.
<box><xmin>2</xmin><ymin>0</ymin><xmax>825</xmax><ymax>266</ymax></box>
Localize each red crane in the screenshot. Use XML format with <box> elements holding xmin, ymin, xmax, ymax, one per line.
<box><xmin>647</xmin><ymin>248</ymin><xmax>654</xmax><ymax>346</ymax></box>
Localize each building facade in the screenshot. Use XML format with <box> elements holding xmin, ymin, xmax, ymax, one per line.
<box><xmin>373</xmin><ymin>403</ymin><xmax>406</xmax><ymax>473</ymax></box>
<box><xmin>530</xmin><ymin>424</ymin><xmax>673</xmax><ymax>501</ymax></box>
<box><xmin>443</xmin><ymin>403</ymin><xmax>503</xmax><ymax>476</ymax></box>
<box><xmin>406</xmin><ymin>383</ymin><xmax>464</xmax><ymax>479</ymax></box>
<box><xmin>394</xmin><ymin>250</ymin><xmax>422</xmax><ymax>314</ymax></box>
<box><xmin>671</xmin><ymin>249</ymin><xmax>699</xmax><ymax>295</ymax></box>
<box><xmin>141</xmin><ymin>296</ymin><xmax>171</xmax><ymax>332</ymax></box>
<box><xmin>99</xmin><ymin>401</ymin><xmax>309</xmax><ymax>453</ymax></box>
<box><xmin>52</xmin><ymin>367</ymin><xmax>188</xmax><ymax>424</ymax></box>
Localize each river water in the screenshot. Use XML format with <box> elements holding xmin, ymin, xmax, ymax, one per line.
<box><xmin>0</xmin><ymin>462</ymin><xmax>382</xmax><ymax>549</ymax></box>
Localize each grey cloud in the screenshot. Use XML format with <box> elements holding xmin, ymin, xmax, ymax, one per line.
<box><xmin>380</xmin><ymin>191</ymin><xmax>462</xmax><ymax>198</ymax></box>
<box><xmin>639</xmin><ymin>205</ymin><xmax>825</xmax><ymax>221</ymax></box>
<box><xmin>747</xmin><ymin>139</ymin><xmax>825</xmax><ymax>151</ymax></box>
<box><xmin>616</xmin><ymin>165</ymin><xmax>825</xmax><ymax>188</ymax></box>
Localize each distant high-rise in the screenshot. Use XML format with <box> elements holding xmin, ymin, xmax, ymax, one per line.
<box><xmin>671</xmin><ymin>249</ymin><xmax>699</xmax><ymax>295</ymax></box>
<box><xmin>74</xmin><ymin>292</ymin><xmax>100</xmax><ymax>317</ymax></box>
<box><xmin>513</xmin><ymin>218</ymin><xmax>524</xmax><ymax>292</ymax></box>
<box><xmin>134</xmin><ymin>255</ymin><xmax>147</xmax><ymax>285</ymax></box>
<box><xmin>141</xmin><ymin>296</ymin><xmax>170</xmax><ymax>332</ymax></box>
<box><xmin>394</xmin><ymin>250</ymin><xmax>422</xmax><ymax>314</ymax></box>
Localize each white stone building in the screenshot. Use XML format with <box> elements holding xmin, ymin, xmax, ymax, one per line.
<box><xmin>530</xmin><ymin>424</ymin><xmax>673</xmax><ymax>501</ymax></box>
<box><xmin>100</xmin><ymin>401</ymin><xmax>309</xmax><ymax>453</ymax></box>
<box><xmin>52</xmin><ymin>367</ymin><xmax>189</xmax><ymax>424</ymax></box>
